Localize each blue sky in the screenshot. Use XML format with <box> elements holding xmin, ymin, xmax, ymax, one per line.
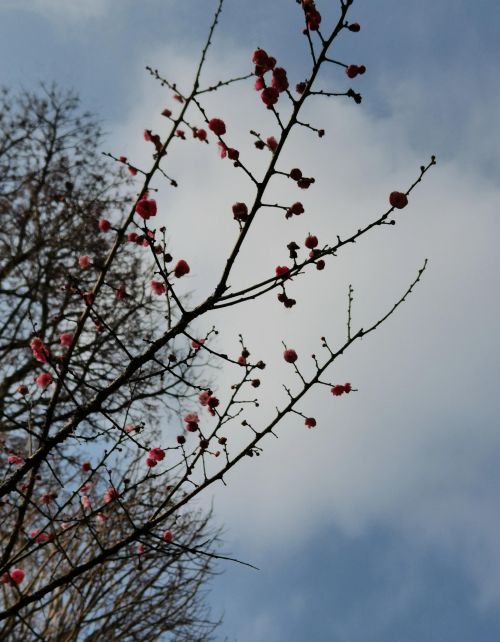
<box><xmin>2</xmin><ymin>1</ymin><xmax>500</xmax><ymax>640</ymax></box>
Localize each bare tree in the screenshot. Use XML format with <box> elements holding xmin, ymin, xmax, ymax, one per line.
<box><xmin>0</xmin><ymin>86</ymin><xmax>217</xmax><ymax>640</ymax></box>
<box><xmin>0</xmin><ymin>0</ymin><xmax>436</xmax><ymax>636</ymax></box>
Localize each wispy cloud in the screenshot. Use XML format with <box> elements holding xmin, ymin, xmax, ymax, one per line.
<box><xmin>110</xmin><ymin>42</ymin><xmax>500</xmax><ymax>611</ymax></box>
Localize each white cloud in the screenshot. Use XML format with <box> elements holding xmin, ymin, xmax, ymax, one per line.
<box><xmin>110</xmin><ymin>41</ymin><xmax>500</xmax><ymax>610</ymax></box>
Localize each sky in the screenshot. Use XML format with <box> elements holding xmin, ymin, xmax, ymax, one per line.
<box><xmin>1</xmin><ymin>1</ymin><xmax>500</xmax><ymax>640</ymax></box>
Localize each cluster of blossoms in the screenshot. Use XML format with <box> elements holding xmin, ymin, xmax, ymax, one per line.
<box><xmin>30</xmin><ymin>528</ymin><xmax>51</xmax><ymax>543</ymax></box>
<box><xmin>286</xmin><ymin>201</ymin><xmax>305</xmax><ymax>219</ymax></box>
<box><xmin>199</xmin><ymin>389</ymin><xmax>220</xmax><ymax>417</ymax></box>
<box><xmin>252</xmin><ymin>48</ymin><xmax>289</xmax><ymax>109</ymax></box>
<box><xmin>7</xmin><ymin>454</ymin><xmax>24</xmax><ymax>466</ymax></box>
<box><xmin>144</xmin><ymin>128</ymin><xmax>163</xmax><ymax>154</ymax></box>
<box><xmin>184</xmin><ymin>412</ymin><xmax>199</xmax><ymax>433</ymax></box>
<box><xmin>0</xmin><ymin>568</ymin><xmax>25</xmax><ymax>586</ymax></box>
<box><xmin>291</xmin><ymin>167</ymin><xmax>316</xmax><ymax>190</ymax></box>
<box><xmin>331</xmin><ymin>383</ymin><xmax>352</xmax><ymax>396</ymax></box>
<box><xmin>118</xmin><ymin>154</ymin><xmax>138</xmax><ymax>175</ymax></box>
<box><xmin>345</xmin><ymin>64</ymin><xmax>366</xmax><ymax>79</ymax></box>
<box><xmin>207</xmin><ymin>117</ymin><xmax>240</xmax><ymax>160</ymax></box>
<box><xmin>191</xmin><ymin>126</ymin><xmax>207</xmax><ymax>141</ymax></box>
<box><xmin>301</xmin><ymin>0</ymin><xmax>322</xmax><ymax>31</ymax></box>
<box><xmin>30</xmin><ymin>337</ymin><xmax>49</xmax><ymax>364</ymax></box>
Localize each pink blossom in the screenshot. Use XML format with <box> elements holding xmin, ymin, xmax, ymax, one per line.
<box><xmin>30</xmin><ymin>529</ymin><xmax>49</xmax><ymax>543</ymax></box>
<box><xmin>103</xmin><ymin>487</ymin><xmax>118</xmax><ymax>503</ymax></box>
<box><xmin>174</xmin><ymin>260</ymin><xmax>190</xmax><ymax>278</ymax></box>
<box><xmin>35</xmin><ymin>372</ymin><xmax>53</xmax><ymax>389</ymax></box>
<box><xmin>150</xmin><ymin>280</ymin><xmax>166</xmax><ymax>295</ymax></box>
<box><xmin>9</xmin><ymin>569</ymin><xmax>25</xmax><ymax>585</ymax></box>
<box><xmin>78</xmin><ymin>255</ymin><xmax>91</xmax><ymax>269</ymax></box>
<box><xmin>148</xmin><ymin>447</ymin><xmax>165</xmax><ymax>462</ymax></box>
<box><xmin>7</xmin><ymin>454</ymin><xmax>24</xmax><ymax>466</ymax></box>
<box><xmin>59</xmin><ymin>332</ymin><xmax>73</xmax><ymax>347</ymax></box>
<box><xmin>30</xmin><ymin>337</ymin><xmax>49</xmax><ymax>363</ymax></box>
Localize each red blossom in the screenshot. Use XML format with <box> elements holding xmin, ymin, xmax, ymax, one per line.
<box><xmin>275</xmin><ymin>266</ymin><xmax>290</xmax><ymax>278</ymax></box>
<box><xmin>9</xmin><ymin>569</ymin><xmax>25</xmax><ymax>585</ymax></box>
<box><xmin>135</xmin><ymin>198</ymin><xmax>157</xmax><ymax>220</ymax></box>
<box><xmin>389</xmin><ymin>191</ymin><xmax>408</xmax><ymax>209</ymax></box>
<box><xmin>232</xmin><ymin>202</ymin><xmax>248</xmax><ymax>221</ymax></box>
<box><xmin>252</xmin><ymin>48</ymin><xmax>269</xmax><ymax>66</ymax></box>
<box><xmin>30</xmin><ymin>529</ymin><xmax>50</xmax><ymax>543</ymax></box>
<box><xmin>174</xmin><ymin>260</ymin><xmax>190</xmax><ymax>278</ymax></box>
<box><xmin>30</xmin><ymin>337</ymin><xmax>49</xmax><ymax>363</ymax></box>
<box><xmin>83</xmin><ymin>291</ymin><xmax>94</xmax><ymax>306</ymax></box>
<box><xmin>59</xmin><ymin>332</ymin><xmax>73</xmax><ymax>347</ymax></box>
<box><xmin>148</xmin><ymin>447</ymin><xmax>165</xmax><ymax>462</ymax></box>
<box><xmin>261</xmin><ymin>87</ymin><xmax>279</xmax><ymax>108</ymax></box>
<box><xmin>7</xmin><ymin>455</ymin><xmax>24</xmax><ymax>466</ymax></box>
<box><xmin>283</xmin><ymin>349</ymin><xmax>298</xmax><ymax>363</ymax></box>
<box><xmin>196</xmin><ymin>128</ymin><xmax>207</xmax><ymax>141</ymax></box>
<box><xmin>305</xmin><ymin>235</ymin><xmax>318</xmax><ymax>249</ymax></box>
<box><xmin>208</xmin><ymin>118</ymin><xmax>226</xmax><ymax>136</ymax></box>
<box><xmin>35</xmin><ymin>372</ymin><xmax>53</xmax><ymax>389</ymax></box>
<box><xmin>150</xmin><ymin>280</ymin><xmax>166</xmax><ymax>296</ymax></box>
<box><xmin>271</xmin><ymin>67</ymin><xmax>289</xmax><ymax>92</ymax></box>
<box><xmin>116</xmin><ymin>286</ymin><xmax>127</xmax><ymax>300</ymax></box>
<box><xmin>346</xmin><ymin>64</ymin><xmax>360</xmax><ymax>78</ymax></box>
<box><xmin>255</xmin><ymin>76</ymin><xmax>265</xmax><ymax>91</ymax></box>
<box><xmin>331</xmin><ymin>383</ymin><xmax>353</xmax><ymax>396</ymax></box>
<box><xmin>266</xmin><ymin>136</ymin><xmax>278</xmax><ymax>152</ymax></box>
